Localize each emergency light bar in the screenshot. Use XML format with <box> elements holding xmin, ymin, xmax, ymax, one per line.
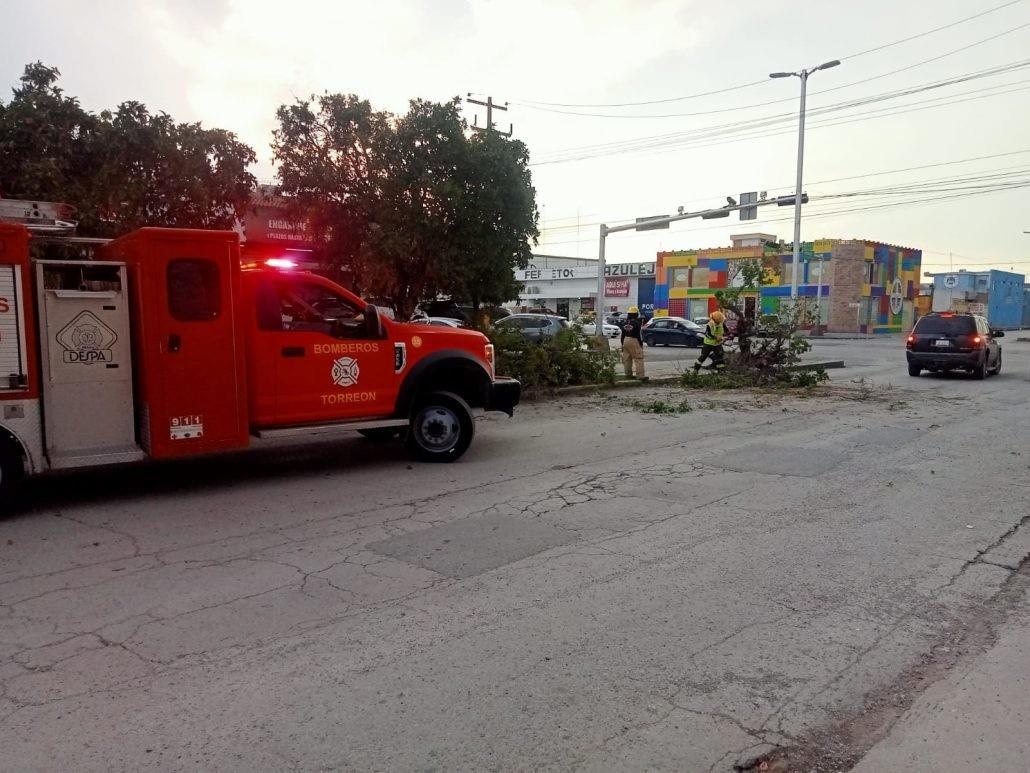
<box><xmin>265</xmin><ymin>258</ymin><xmax>297</xmax><ymax>269</ymax></box>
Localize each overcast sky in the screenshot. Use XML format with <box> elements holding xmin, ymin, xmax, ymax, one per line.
<box><xmin>4</xmin><ymin>0</ymin><xmax>1030</xmax><ymax>274</ymax></box>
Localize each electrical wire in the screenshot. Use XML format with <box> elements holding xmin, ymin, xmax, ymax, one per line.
<box><xmin>515</xmin><ymin>0</ymin><xmax>1025</xmax><ymax>109</ymax></box>
<box><xmin>529</xmin><ymin>58</ymin><xmax>1030</xmax><ymax>161</ymax></box>
<box><xmin>536</xmin><ymin>177</ymin><xmax>1030</xmax><ymax>247</ymax></box>
<box><xmin>520</xmin><ymin>19</ymin><xmax>1030</xmax><ymax>118</ymax></box>
<box><xmin>537</xmin><ymin>148</ymin><xmax>1030</xmax><ymax>230</ymax></box>
<box><xmin>532</xmin><ymin>78</ymin><xmax>1030</xmax><ymax>165</ymax></box>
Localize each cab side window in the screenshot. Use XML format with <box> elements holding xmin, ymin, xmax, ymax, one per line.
<box><xmin>262</xmin><ymin>279</ymin><xmax>367</xmax><ymax>339</ymax></box>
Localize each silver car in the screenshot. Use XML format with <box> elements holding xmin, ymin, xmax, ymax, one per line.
<box><xmin>493</xmin><ymin>314</ymin><xmax>570</xmax><ymax>343</ymax></box>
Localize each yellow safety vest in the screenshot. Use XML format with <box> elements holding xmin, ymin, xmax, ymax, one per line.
<box><xmin>704</xmin><ymin>322</ymin><xmax>725</xmax><ymax>346</ymax></box>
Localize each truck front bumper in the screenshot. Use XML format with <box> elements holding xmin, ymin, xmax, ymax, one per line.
<box><xmin>488</xmin><ymin>378</ymin><xmax>521</xmax><ymax>416</ymax></box>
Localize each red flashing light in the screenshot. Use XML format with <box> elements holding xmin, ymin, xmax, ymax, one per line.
<box><xmin>266</xmin><ymin>258</ymin><xmax>297</xmax><ymax>269</ymax></box>
<box><xmin>972</xmin><ymin>335</ymin><xmax>982</xmax><ymax>346</ymax></box>
<box><xmin>939</xmin><ymin>312</ymin><xmax>954</xmax><ymax>317</ymax></box>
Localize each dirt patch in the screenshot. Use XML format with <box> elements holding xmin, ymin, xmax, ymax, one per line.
<box><xmin>740</xmin><ymin>561</ymin><xmax>1030</xmax><ymax>773</ymax></box>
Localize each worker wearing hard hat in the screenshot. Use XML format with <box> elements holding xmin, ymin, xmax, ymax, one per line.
<box><xmin>620</xmin><ymin>306</ymin><xmax>646</xmax><ymax>379</ymax></box>
<box><xmin>693</xmin><ymin>310</ymin><xmax>728</xmax><ymax>373</ymax></box>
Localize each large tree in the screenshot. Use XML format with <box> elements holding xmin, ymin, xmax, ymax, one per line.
<box><xmin>0</xmin><ymin>63</ymin><xmax>256</xmax><ymax>236</ymax></box>
<box><xmin>272</xmin><ymin>93</ymin><xmax>538</xmax><ymax>318</ymax></box>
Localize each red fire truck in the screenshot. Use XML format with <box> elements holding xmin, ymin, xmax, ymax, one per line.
<box><xmin>0</xmin><ymin>200</ymin><xmax>519</xmax><ymax>506</ymax></box>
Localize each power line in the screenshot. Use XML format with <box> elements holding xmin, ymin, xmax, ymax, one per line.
<box><xmin>532</xmin><ymin>76</ymin><xmax>1030</xmax><ymax>165</ymax></box>
<box><xmin>521</xmin><ymin>20</ymin><xmax>1030</xmax><ymax>119</ymax></box>
<box><xmin>515</xmin><ymin>0</ymin><xmax>1025</xmax><ymax>109</ymax></box>
<box><xmin>537</xmin><ymin>148</ymin><xmax>1030</xmax><ymax>230</ymax></box>
<box><xmin>529</xmin><ymin>58</ymin><xmax>1030</xmax><ymax>161</ymax></box>
<box><xmin>537</xmin><ymin>178</ymin><xmax>1030</xmax><ymax>246</ymax></box>
<box><xmin>846</xmin><ymin>0</ymin><xmax>1025</xmax><ymax>59</ymax></box>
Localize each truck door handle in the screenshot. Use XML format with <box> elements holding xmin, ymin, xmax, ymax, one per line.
<box><xmin>281</xmin><ymin>346</ymin><xmax>305</xmax><ymax>358</ymax></box>
<box><xmin>168</xmin><ymin>333</ymin><xmax>181</xmax><ymax>353</ymax></box>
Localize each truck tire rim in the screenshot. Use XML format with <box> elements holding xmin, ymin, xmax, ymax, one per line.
<box><xmin>415</xmin><ymin>406</ymin><xmax>460</xmax><ymax>452</ymax></box>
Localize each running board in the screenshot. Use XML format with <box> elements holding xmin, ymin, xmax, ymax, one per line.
<box><xmin>252</xmin><ymin>418</ymin><xmax>408</xmax><ymax>440</ymax></box>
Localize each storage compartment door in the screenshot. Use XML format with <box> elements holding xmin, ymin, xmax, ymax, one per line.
<box><xmin>36</xmin><ymin>261</ymin><xmax>143</xmax><ymax>467</ymax></box>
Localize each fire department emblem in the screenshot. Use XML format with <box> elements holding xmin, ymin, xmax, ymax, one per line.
<box><xmin>55</xmin><ymin>311</ymin><xmax>118</xmax><ymax>364</ymax></box>
<box><xmin>331</xmin><ymin>356</ymin><xmax>360</xmax><ymax>387</ymax></box>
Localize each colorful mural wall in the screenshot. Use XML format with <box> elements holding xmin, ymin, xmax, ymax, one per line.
<box><xmin>653</xmin><ymin>244</ymin><xmax>780</xmax><ymax>321</ymax></box>
<box><xmin>653</xmin><ymin>238</ymin><xmax>921</xmax><ymax>333</ymax></box>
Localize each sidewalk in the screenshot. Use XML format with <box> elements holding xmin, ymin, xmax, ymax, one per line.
<box><xmin>852</xmin><ymin>584</ymin><xmax>1030</xmax><ymax>772</ymax></box>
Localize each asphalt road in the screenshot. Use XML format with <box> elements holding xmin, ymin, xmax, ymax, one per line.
<box><xmin>1</xmin><ymin>338</ymin><xmax>1028</xmax><ymax>771</ymax></box>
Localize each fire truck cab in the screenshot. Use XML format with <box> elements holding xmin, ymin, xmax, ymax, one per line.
<box><xmin>0</xmin><ymin>206</ymin><xmax>519</xmax><ymax>506</ymax></box>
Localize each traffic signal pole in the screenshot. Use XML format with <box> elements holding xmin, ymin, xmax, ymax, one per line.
<box><xmin>594</xmin><ymin>195</ymin><xmax>804</xmax><ymax>343</ymax></box>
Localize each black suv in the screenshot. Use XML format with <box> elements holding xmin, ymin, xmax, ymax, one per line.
<box><xmin>906</xmin><ymin>312</ymin><xmax>1003</xmax><ymax>379</ymax></box>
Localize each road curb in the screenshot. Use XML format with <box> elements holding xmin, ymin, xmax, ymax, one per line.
<box><xmin>548</xmin><ymin>360</ymin><xmax>846</xmax><ymax>397</ymax></box>
<box><xmin>789</xmin><ymin>360</ymin><xmax>846</xmax><ymax>371</ymax></box>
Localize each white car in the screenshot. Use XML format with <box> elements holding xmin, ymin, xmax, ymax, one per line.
<box><xmin>411</xmin><ymin>316</ymin><xmax>467</xmax><ymax>328</ymax></box>
<box><xmin>580</xmin><ymin>321</ymin><xmax>620</xmax><ymax>338</ymax></box>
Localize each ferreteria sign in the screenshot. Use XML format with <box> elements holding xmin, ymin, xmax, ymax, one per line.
<box><xmin>517</xmin><ymin>262</ymin><xmax>656</xmax><ymax>281</ymax></box>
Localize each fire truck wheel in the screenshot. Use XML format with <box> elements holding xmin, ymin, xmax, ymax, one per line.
<box><xmin>358</xmin><ymin>428</ymin><xmax>400</xmax><ymax>442</ymax></box>
<box><xmin>405</xmin><ymin>391</ymin><xmax>474</xmax><ymax>463</ymax></box>
<box><xmin>0</xmin><ymin>443</ymin><xmax>25</xmax><ymax>514</ymax></box>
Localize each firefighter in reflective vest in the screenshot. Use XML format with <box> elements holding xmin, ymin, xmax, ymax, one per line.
<box><xmin>693</xmin><ymin>310</ymin><xmax>728</xmax><ymax>372</ymax></box>
<box><xmin>620</xmin><ymin>306</ymin><xmax>646</xmax><ymax>379</ymax></box>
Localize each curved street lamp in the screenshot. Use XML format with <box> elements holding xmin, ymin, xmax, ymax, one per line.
<box><xmin>770</xmin><ymin>60</ymin><xmax>840</xmax><ymax>302</ymax></box>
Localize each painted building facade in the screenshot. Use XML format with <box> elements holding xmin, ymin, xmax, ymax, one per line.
<box><xmin>928</xmin><ymin>269</ymin><xmax>1026</xmax><ymax>329</ymax></box>
<box><xmin>652</xmin><ymin>234</ymin><xmax>922</xmax><ymax>334</ymax></box>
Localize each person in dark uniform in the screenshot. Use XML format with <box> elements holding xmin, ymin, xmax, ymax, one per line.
<box><xmin>693</xmin><ymin>310</ymin><xmax>728</xmax><ymax>372</ymax></box>
<box><xmin>620</xmin><ymin>306</ymin><xmax>646</xmax><ymax>378</ymax></box>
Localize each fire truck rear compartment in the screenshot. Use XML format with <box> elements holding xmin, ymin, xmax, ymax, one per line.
<box><xmin>35</xmin><ymin>261</ymin><xmax>145</xmax><ymax>468</ymax></box>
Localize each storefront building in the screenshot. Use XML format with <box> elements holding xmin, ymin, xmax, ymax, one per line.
<box><xmin>511</xmin><ymin>254</ymin><xmax>655</xmax><ymax>319</ymax></box>
<box><xmin>927</xmin><ymin>269</ymin><xmax>1026</xmax><ymax>329</ymax></box>
<box><xmin>652</xmin><ymin>234</ymin><xmax>922</xmax><ymax>334</ymax></box>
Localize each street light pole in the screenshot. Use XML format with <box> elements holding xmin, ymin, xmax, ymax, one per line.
<box><xmin>790</xmin><ymin>69</ymin><xmax>808</xmax><ymax>302</ymax></box>
<box><xmin>771</xmin><ymin>59</ymin><xmax>840</xmax><ymax>302</ymax></box>
<box><xmin>595</xmin><ymin>224</ymin><xmax>608</xmax><ymax>343</ymax></box>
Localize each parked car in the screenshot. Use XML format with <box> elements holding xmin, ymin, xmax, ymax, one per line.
<box><xmin>693</xmin><ymin>316</ymin><xmax>709</xmax><ymax>328</ymax></box>
<box><xmin>493</xmin><ymin>313</ymin><xmax>569</xmax><ymax>343</ymax></box>
<box><xmin>411</xmin><ymin>316</ymin><xmax>468</xmax><ymax>328</ymax></box>
<box><xmin>416</xmin><ymin>301</ymin><xmax>511</xmax><ymax>325</ymax></box>
<box><xmin>642</xmin><ymin>317</ymin><xmax>705</xmax><ymax>347</ymax></box>
<box><xmin>906</xmin><ymin>312</ymin><xmax>1003</xmax><ymax>379</ymax></box>
<box><xmin>579</xmin><ymin>321</ymin><xmax>620</xmax><ymax>338</ymax></box>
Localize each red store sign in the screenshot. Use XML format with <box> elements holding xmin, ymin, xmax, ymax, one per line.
<box><xmin>604</xmin><ymin>277</ymin><xmax>630</xmax><ymax>297</ymax></box>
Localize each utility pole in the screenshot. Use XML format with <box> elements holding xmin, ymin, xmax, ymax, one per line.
<box><xmin>466</xmin><ymin>94</ymin><xmax>512</xmax><ymax>136</ymax></box>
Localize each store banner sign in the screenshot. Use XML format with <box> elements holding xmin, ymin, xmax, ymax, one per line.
<box><xmin>605</xmin><ymin>277</ymin><xmax>630</xmax><ymax>297</ymax></box>
<box><xmin>517</xmin><ymin>262</ymin><xmax>655</xmax><ymax>282</ymax></box>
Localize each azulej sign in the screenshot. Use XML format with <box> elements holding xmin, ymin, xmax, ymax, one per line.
<box><xmin>517</xmin><ymin>262</ymin><xmax>655</xmax><ymax>282</ymax></box>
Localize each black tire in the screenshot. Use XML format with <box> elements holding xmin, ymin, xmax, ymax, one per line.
<box><xmin>643</xmin><ymin>336</ymin><xmax>652</xmax><ymax>347</ymax></box>
<box><xmin>992</xmin><ymin>352</ymin><xmax>1002</xmax><ymax>376</ymax></box>
<box><xmin>907</xmin><ymin>363</ymin><xmax>921</xmax><ymax>377</ymax></box>
<box><xmin>974</xmin><ymin>354</ymin><xmax>989</xmax><ymax>380</ymax></box>
<box><xmin>358</xmin><ymin>428</ymin><xmax>400</xmax><ymax>442</ymax></box>
<box><xmin>0</xmin><ymin>442</ymin><xmax>25</xmax><ymax>516</ymax></box>
<box><xmin>405</xmin><ymin>391</ymin><xmax>475</xmax><ymax>463</ymax></box>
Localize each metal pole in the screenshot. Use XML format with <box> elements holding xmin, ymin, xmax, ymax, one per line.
<box><xmin>815</xmin><ymin>252</ymin><xmax>824</xmax><ymax>333</ymax></box>
<box><xmin>596</xmin><ymin>224</ymin><xmax>608</xmax><ymax>343</ymax></box>
<box><xmin>790</xmin><ymin>70</ymin><xmax>808</xmax><ymax>302</ymax></box>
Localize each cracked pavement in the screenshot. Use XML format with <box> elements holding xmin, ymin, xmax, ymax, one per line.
<box><xmin>1</xmin><ymin>338</ymin><xmax>1029</xmax><ymax>771</ymax></box>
